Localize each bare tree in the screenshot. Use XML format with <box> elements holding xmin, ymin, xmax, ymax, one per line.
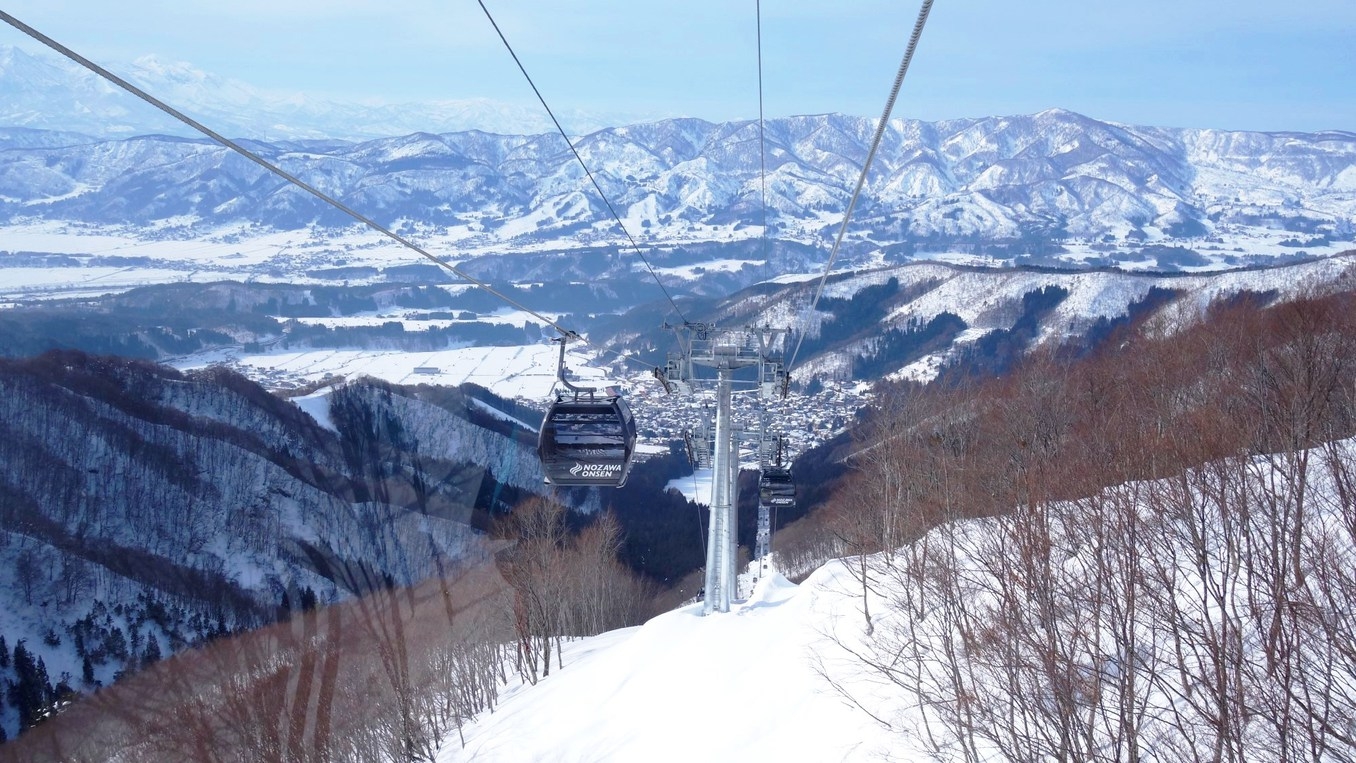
<box><xmin>14</xmin><ymin>547</ymin><xmax>41</xmax><ymax>605</ymax></box>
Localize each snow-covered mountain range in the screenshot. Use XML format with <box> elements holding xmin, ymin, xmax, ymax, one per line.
<box><xmin>3</xmin><ymin>39</ymin><xmax>1353</xmax><ymax>277</ymax></box>
<box><xmin>1</xmin><ymin>111</ymin><xmax>1352</xmax><ymax>275</ymax></box>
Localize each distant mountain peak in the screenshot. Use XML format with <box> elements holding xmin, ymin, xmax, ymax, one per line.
<box><xmin>128</xmin><ymin>54</ymin><xmax>209</xmax><ymax>82</ymax></box>
<box><xmin>0</xmin><ymin>43</ymin><xmax>647</xmax><ymax>139</ymax></box>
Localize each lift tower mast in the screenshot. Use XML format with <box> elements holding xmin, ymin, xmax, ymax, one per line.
<box><xmin>661</xmin><ymin>324</ymin><xmax>787</xmax><ymax>614</ymax></box>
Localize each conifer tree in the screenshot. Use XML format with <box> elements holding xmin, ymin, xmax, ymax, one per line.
<box><xmin>9</xmin><ymin>640</ymin><xmax>50</xmax><ymax>731</ymax></box>
<box><xmin>143</xmin><ymin>635</ymin><xmax>162</xmax><ymax>666</ymax></box>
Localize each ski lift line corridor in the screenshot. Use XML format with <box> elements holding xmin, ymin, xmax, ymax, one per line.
<box><xmin>658</xmin><ymin>323</ymin><xmax>798</xmax><ymax>614</ymax></box>
<box><xmin>657</xmin><ymin>0</ymin><xmax>935</xmax><ymax>614</ymax></box>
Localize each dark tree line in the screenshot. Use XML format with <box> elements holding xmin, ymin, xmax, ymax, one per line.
<box><xmin>1061</xmin><ymin>285</ymin><xmax>1181</xmax><ymax>359</ymax></box>
<box><xmin>275</xmin><ymin>320</ymin><xmax>541</xmax><ymax>351</ymax></box>
<box><xmin>943</xmin><ymin>284</ymin><xmax>1069</xmax><ymax>379</ymax></box>
<box><xmin>601</xmin><ymin>444</ymin><xmax>709</xmax><ymax>583</ymax></box>
<box><xmin>851</xmin><ymin>312</ymin><xmax>967</xmax><ymax>380</ymax></box>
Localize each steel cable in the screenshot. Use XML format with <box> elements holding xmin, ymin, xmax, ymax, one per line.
<box><xmin>0</xmin><ymin>10</ymin><xmax>667</xmax><ymax>376</ymax></box>
<box><xmin>756</xmin><ymin>0</ymin><xmax>770</xmax><ymax>266</ymax></box>
<box><xmin>786</xmin><ymin>0</ymin><xmax>935</xmax><ymax>374</ymax></box>
<box><xmin>476</xmin><ymin>0</ymin><xmax>688</xmax><ymax>327</ymax></box>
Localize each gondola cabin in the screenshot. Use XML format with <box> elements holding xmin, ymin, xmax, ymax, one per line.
<box><xmin>537</xmin><ymin>395</ymin><xmax>638</xmax><ymax>488</ymax></box>
<box><xmin>759</xmin><ymin>465</ymin><xmax>796</xmax><ymax>508</ymax></box>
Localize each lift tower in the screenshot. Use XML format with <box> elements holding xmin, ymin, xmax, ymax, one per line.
<box><xmin>661</xmin><ymin>324</ymin><xmax>787</xmax><ymax>614</ymax></box>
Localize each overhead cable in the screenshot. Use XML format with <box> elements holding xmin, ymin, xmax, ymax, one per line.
<box><xmin>476</xmin><ymin>0</ymin><xmax>689</xmax><ymax>326</ymax></box>
<box><xmin>756</xmin><ymin>0</ymin><xmax>770</xmax><ymax>265</ymax></box>
<box><xmin>786</xmin><ymin>0</ymin><xmax>935</xmax><ymax>373</ymax></box>
<box><xmin>0</xmin><ymin>11</ymin><xmax>587</xmax><ymax>342</ymax></box>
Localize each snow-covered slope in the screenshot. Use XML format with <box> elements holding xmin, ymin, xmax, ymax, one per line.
<box><xmin>668</xmin><ymin>252</ymin><xmax>1356</xmax><ymax>385</ymax></box>
<box><xmin>0</xmin><ymin>353</ymin><xmax>563</xmax><ymax>739</ymax></box>
<box><xmin>440</xmin><ymin>434</ymin><xmax>1356</xmax><ymax>761</ymax></box>
<box><xmin>441</xmin><ymin>567</ymin><xmax>901</xmax><ymax>762</ymax></box>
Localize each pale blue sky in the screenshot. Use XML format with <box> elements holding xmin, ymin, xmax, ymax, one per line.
<box><xmin>3</xmin><ymin>0</ymin><xmax>1353</xmax><ymax>132</ymax></box>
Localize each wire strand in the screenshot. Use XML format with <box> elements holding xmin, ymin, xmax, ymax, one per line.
<box><xmin>786</xmin><ymin>0</ymin><xmax>934</xmax><ymax>374</ymax></box>
<box><xmin>756</xmin><ymin>0</ymin><xmax>770</xmax><ymax>267</ymax></box>
<box><xmin>0</xmin><ymin>10</ymin><xmax>680</xmax><ymax>383</ymax></box>
<box><xmin>476</xmin><ymin>0</ymin><xmax>688</xmax><ymax>326</ymax></box>
<box><xmin>0</xmin><ymin>11</ymin><xmax>584</xmax><ymax>341</ymax></box>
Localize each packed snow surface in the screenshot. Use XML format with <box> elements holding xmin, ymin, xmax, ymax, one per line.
<box><xmin>442</xmin><ymin>566</ymin><xmax>903</xmax><ymax>762</ymax></box>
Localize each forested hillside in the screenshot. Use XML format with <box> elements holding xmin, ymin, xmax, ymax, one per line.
<box><xmin>777</xmin><ymin>289</ymin><xmax>1356</xmax><ymax>759</ymax></box>
<box><xmin>0</xmin><ymin>353</ymin><xmax>576</xmax><ymax>741</ymax></box>
<box><xmin>783</xmin><ymin>288</ymin><xmax>1356</xmax><ymax>567</ymax></box>
<box><xmin>0</xmin><ymin>495</ymin><xmax>659</xmax><ymax>761</ymax></box>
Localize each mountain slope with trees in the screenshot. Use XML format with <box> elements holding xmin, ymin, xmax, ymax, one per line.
<box><xmin>0</xmin><ymin>353</ymin><xmax>581</xmax><ymax>740</ymax></box>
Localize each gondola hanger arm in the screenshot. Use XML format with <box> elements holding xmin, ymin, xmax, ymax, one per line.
<box><xmin>553</xmin><ymin>335</ymin><xmax>597</xmax><ymax>398</ymax></box>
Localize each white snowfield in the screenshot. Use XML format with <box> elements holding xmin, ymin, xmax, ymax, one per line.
<box><xmin>442</xmin><ymin>566</ymin><xmax>903</xmax><ymax>763</ymax></box>
<box><xmin>179</xmin><ymin>342</ymin><xmax>608</xmax><ymax>400</ymax></box>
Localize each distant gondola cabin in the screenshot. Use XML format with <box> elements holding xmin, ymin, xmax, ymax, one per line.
<box><xmin>759</xmin><ymin>465</ymin><xmax>795</xmax><ymax>508</ymax></box>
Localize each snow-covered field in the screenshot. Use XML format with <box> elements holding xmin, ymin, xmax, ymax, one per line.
<box><xmin>0</xmin><ymin>222</ymin><xmax>454</xmax><ymax>299</ymax></box>
<box><xmin>174</xmin><ymin>343</ymin><xmax>612</xmax><ymax>400</ymax></box>
<box><xmin>2</xmin><ymin>215</ymin><xmax>1353</xmax><ymax>302</ymax></box>
<box><xmin>0</xmin><ymin>221</ymin><xmax>769</xmax><ymax>301</ymax></box>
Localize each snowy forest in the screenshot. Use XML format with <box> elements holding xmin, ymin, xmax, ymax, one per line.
<box><xmin>780</xmin><ymin>289</ymin><xmax>1356</xmax><ymax>761</ymax></box>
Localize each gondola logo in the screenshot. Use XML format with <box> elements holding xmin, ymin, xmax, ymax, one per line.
<box><xmin>570</xmin><ymin>462</ymin><xmax>621</xmax><ymax>479</ymax></box>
